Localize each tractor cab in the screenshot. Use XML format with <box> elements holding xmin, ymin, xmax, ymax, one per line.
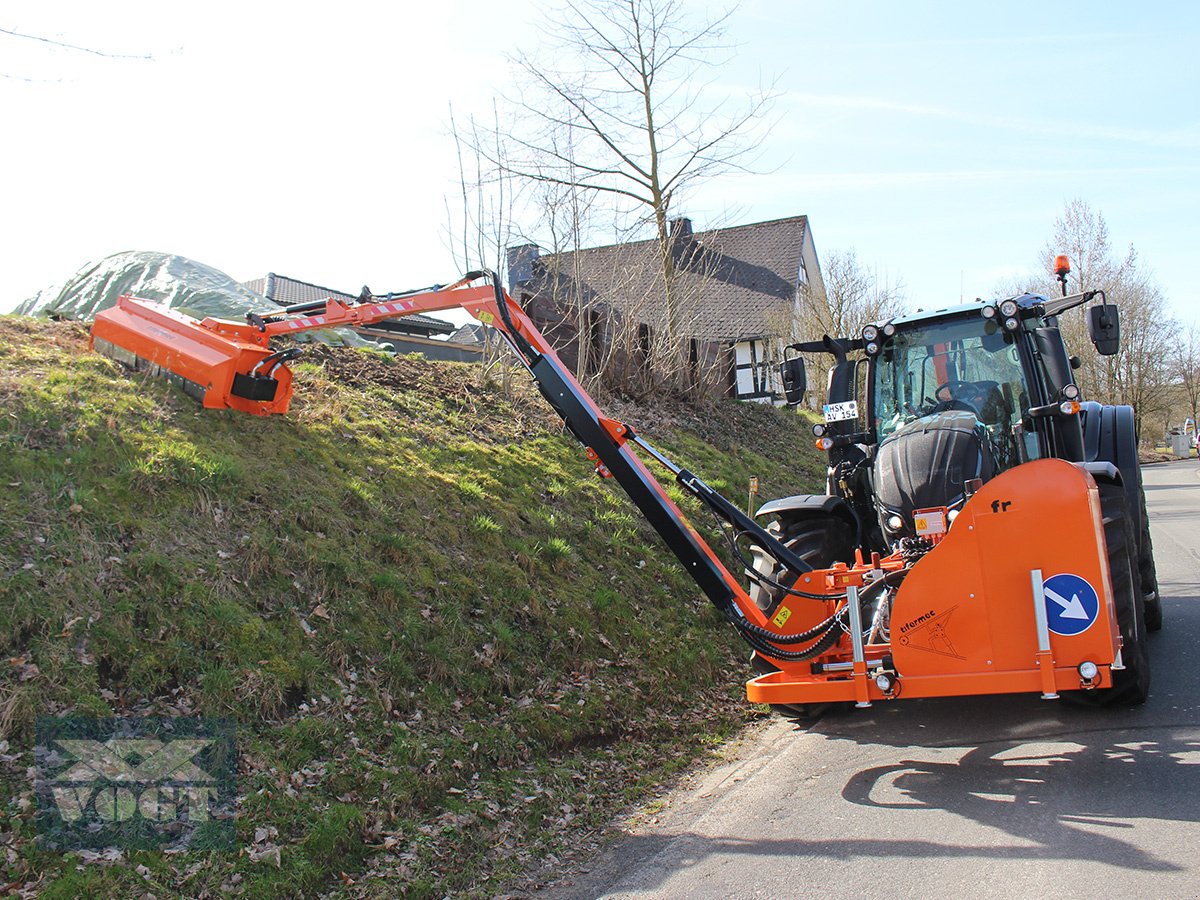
<box><xmin>867</xmin><ymin>305</ymin><xmax>1037</xmax><ymax>547</ymax></box>
<box><xmin>872</xmin><ymin>307</ymin><xmax>1032</xmax><ymax>473</ymax></box>
<box><xmin>781</xmin><ymin>275</ymin><xmax>1124</xmax><ymax>555</ymax></box>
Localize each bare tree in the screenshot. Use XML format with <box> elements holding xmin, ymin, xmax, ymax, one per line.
<box><xmin>1172</xmin><ymin>321</ymin><xmax>1200</xmax><ymax>432</ymax></box>
<box><xmin>795</xmin><ymin>249</ymin><xmax>904</xmax><ymax>340</ymax></box>
<box><xmin>1</xmin><ymin>24</ymin><xmax>153</xmax><ymax>82</ymax></box>
<box><xmin>482</xmin><ymin>0</ymin><xmax>775</xmax><ymax>390</ymax></box>
<box><xmin>526</xmin><ymin>124</ymin><xmax>610</xmax><ymax>385</ymax></box>
<box><xmin>0</xmin><ymin>26</ymin><xmax>152</xmax><ymax>59</ymax></box>
<box><xmin>445</xmin><ymin>104</ymin><xmax>526</xmax><ymax>391</ymax></box>
<box><xmin>1039</xmin><ymin>199</ymin><xmax>1175</xmax><ymax>438</ymax></box>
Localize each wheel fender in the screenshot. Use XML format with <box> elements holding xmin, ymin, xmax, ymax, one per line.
<box><xmin>755</xmin><ymin>494</ymin><xmax>856</xmax><ymax>528</ymax></box>
<box><xmin>1075</xmin><ymin>460</ymin><xmax>1121</xmax><ymax>488</ymax></box>
<box><xmin>1081</xmin><ymin>402</ymin><xmax>1141</xmax><ymax>510</ymax></box>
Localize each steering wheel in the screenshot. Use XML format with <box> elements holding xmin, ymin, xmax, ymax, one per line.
<box><xmin>932</xmin><ymin>380</ymin><xmax>978</xmax><ymax>413</ymax></box>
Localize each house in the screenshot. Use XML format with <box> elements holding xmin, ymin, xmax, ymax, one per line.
<box><xmin>240</xmin><ymin>273</ymin><xmax>484</xmax><ymax>363</ymax></box>
<box><xmin>507</xmin><ymin>215</ymin><xmax>823</xmax><ymax>400</ymax></box>
<box><xmin>446</xmin><ymin>322</ymin><xmax>491</xmax><ymax>347</ymax></box>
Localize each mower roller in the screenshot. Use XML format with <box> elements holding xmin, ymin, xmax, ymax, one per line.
<box><xmin>89</xmin><ymin>263</ymin><xmax>1158</xmax><ymax>710</ymax></box>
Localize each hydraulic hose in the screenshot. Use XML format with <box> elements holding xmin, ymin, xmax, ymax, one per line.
<box><xmin>462</xmin><ymin>269</ymin><xmax>540</xmax><ymax>363</ymax></box>
<box><xmin>736</xmin><ymin>567</ymin><xmax>907</xmax><ymax>662</ymax></box>
<box><xmin>735</xmin><ymin>614</ymin><xmax>843</xmax><ymax>662</ymax></box>
<box><xmin>733</xmin><ymin>606</ymin><xmax>844</xmax><ymax>644</ymax></box>
<box><xmin>251</xmin><ymin>346</ymin><xmax>304</xmax><ymax>376</ymax></box>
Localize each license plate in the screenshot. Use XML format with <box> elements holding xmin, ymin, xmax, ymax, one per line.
<box><xmin>823</xmin><ymin>400</ymin><xmax>858</xmax><ymax>423</ymax></box>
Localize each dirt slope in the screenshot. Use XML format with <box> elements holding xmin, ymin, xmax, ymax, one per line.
<box><xmin>0</xmin><ymin>317</ymin><xmax>824</xmax><ymax>897</ymax></box>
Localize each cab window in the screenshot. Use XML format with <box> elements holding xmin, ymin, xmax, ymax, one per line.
<box><xmin>874</xmin><ymin>317</ymin><xmax>1033</xmax><ymax>471</ymax></box>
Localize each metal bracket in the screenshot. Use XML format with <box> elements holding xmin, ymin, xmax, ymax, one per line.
<box><xmin>1030</xmin><ymin>568</ymin><xmax>1059</xmax><ymax>699</ymax></box>
<box><xmin>847</xmin><ymin>584</ymin><xmax>872</xmax><ymax>707</ymax></box>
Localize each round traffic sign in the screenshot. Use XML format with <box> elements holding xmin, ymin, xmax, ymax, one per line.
<box><xmin>1042</xmin><ymin>573</ymin><xmax>1100</xmax><ymax>636</ymax></box>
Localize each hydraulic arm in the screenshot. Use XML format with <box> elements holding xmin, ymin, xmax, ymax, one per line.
<box><xmin>92</xmin><ymin>272</ymin><xmax>803</xmax><ymax>616</ymax></box>
<box><xmin>90</xmin><ymin>270</ymin><xmax>1129</xmax><ymax>708</ymax></box>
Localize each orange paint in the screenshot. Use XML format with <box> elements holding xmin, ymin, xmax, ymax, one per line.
<box><xmin>748</xmin><ymin>459</ymin><xmax>1122</xmax><ymax>705</ymax></box>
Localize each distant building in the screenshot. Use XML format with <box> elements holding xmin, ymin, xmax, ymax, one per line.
<box><xmin>446</xmin><ymin>322</ymin><xmax>492</xmax><ymax>347</ymax></box>
<box><xmin>240</xmin><ymin>273</ymin><xmax>483</xmax><ymax>362</ymax></box>
<box><xmin>509</xmin><ymin>215</ymin><xmax>823</xmax><ymax>400</ymax></box>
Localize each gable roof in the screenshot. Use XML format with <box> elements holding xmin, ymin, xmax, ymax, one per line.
<box><xmin>447</xmin><ymin>322</ymin><xmax>490</xmax><ymax>345</ymax></box>
<box><xmin>240</xmin><ymin>273</ymin><xmax>455</xmax><ymax>336</ymax></box>
<box><xmin>525</xmin><ymin>215</ymin><xmax>809</xmax><ymax>342</ymax></box>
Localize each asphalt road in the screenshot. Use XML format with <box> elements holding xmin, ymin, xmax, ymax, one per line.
<box><xmin>547</xmin><ymin>458</ymin><xmax>1200</xmax><ymax>899</ymax></box>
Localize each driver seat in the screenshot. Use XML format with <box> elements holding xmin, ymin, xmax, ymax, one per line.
<box><xmin>974</xmin><ymin>380</ymin><xmax>1008</xmax><ymax>426</ymax></box>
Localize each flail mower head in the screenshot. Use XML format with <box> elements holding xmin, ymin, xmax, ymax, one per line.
<box><xmin>90</xmin><ymin>295</ymin><xmax>298</xmax><ymax>415</ymax></box>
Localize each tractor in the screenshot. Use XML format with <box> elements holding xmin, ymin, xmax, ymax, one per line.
<box><xmin>89</xmin><ymin>257</ymin><xmax>1158</xmax><ymax>711</ymax></box>
<box><xmin>759</xmin><ymin>255</ymin><xmax>1157</xmax><ymax>707</ymax></box>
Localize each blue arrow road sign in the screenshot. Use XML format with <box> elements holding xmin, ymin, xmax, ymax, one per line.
<box><xmin>1043</xmin><ymin>573</ymin><xmax>1100</xmax><ymax>636</ymax></box>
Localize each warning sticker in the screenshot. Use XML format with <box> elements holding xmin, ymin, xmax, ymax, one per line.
<box><xmin>897</xmin><ymin>605</ymin><xmax>964</xmax><ymax>659</ymax></box>
<box><xmin>914</xmin><ymin>509</ymin><xmax>947</xmax><ymax>537</ymax></box>
<box><xmin>772</xmin><ymin>606</ymin><xmax>792</xmax><ymax>628</ymax></box>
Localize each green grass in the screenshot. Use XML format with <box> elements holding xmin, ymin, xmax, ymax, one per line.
<box><xmin>0</xmin><ymin>317</ymin><xmax>824</xmax><ymax>897</ymax></box>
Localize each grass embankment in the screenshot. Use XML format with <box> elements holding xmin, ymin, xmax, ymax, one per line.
<box><xmin>0</xmin><ymin>318</ymin><xmax>824</xmax><ymax>897</ymax></box>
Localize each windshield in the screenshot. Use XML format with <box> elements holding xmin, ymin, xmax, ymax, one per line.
<box><xmin>874</xmin><ymin>316</ymin><xmax>1031</xmax><ymax>470</ymax></box>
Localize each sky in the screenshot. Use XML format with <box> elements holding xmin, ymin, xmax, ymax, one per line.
<box><xmin>2</xmin><ymin>1</ymin><xmax>1197</xmax><ymax>325</ymax></box>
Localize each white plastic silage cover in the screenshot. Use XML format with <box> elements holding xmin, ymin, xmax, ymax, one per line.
<box><xmin>14</xmin><ymin>250</ymin><xmax>366</xmax><ymax>346</ymax></box>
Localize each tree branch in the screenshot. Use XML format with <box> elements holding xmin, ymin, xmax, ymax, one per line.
<box><xmin>0</xmin><ymin>26</ymin><xmax>152</xmax><ymax>60</ymax></box>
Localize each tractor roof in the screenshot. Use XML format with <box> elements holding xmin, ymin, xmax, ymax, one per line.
<box><xmin>884</xmin><ymin>293</ymin><xmax>1051</xmax><ymax>330</ymax></box>
<box><xmin>888</xmin><ymin>301</ymin><xmax>990</xmax><ymax>329</ymax></box>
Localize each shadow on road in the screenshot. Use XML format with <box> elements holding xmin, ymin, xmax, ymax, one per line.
<box><xmin>550</xmin><ymin>713</ymin><xmax>1199</xmax><ymax>899</ymax></box>
<box><xmin>814</xmin><ymin>565</ymin><xmax>1200</xmax><ymax>873</ymax></box>
<box><xmin>837</xmin><ymin>725</ymin><xmax>1196</xmax><ymax>873</ymax></box>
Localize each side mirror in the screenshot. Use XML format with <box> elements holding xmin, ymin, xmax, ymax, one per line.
<box><xmin>1087</xmin><ymin>304</ymin><xmax>1120</xmax><ymax>356</ymax></box>
<box><xmin>780</xmin><ymin>355</ymin><xmax>807</xmax><ymax>406</ymax></box>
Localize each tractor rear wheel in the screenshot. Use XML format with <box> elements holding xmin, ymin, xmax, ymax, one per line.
<box><xmin>1088</xmin><ymin>403</ymin><xmax>1160</xmax><ymax>632</ymax></box>
<box><xmin>777</xmin><ymin>513</ymin><xmax>856</xmax><ymax>569</ymax></box>
<box><xmin>1077</xmin><ymin>481</ymin><xmax>1151</xmax><ymax>707</ymax></box>
<box><xmin>1134</xmin><ymin>481</ymin><xmax>1163</xmax><ymax>632</ymax></box>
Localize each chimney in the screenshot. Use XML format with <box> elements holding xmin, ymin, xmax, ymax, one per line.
<box><xmin>669</xmin><ymin>216</ymin><xmax>693</xmax><ymax>240</ymax></box>
<box><xmin>506</xmin><ymin>244</ymin><xmax>540</xmax><ymax>293</ymax></box>
<box><xmin>667</xmin><ymin>218</ymin><xmax>696</xmax><ymax>260</ymax></box>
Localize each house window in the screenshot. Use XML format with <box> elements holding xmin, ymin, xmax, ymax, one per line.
<box><xmin>588</xmin><ymin>308</ymin><xmax>603</xmax><ymax>363</ymax></box>
<box><xmin>733</xmin><ymin>339</ymin><xmax>774</xmax><ymax>400</ymax></box>
<box><xmin>637</xmin><ymin>323</ymin><xmax>652</xmax><ymax>371</ymax></box>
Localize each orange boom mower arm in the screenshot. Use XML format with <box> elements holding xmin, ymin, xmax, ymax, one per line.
<box><xmin>90</xmin><ymin>271</ymin><xmax>1127</xmax><ymax>707</ymax></box>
